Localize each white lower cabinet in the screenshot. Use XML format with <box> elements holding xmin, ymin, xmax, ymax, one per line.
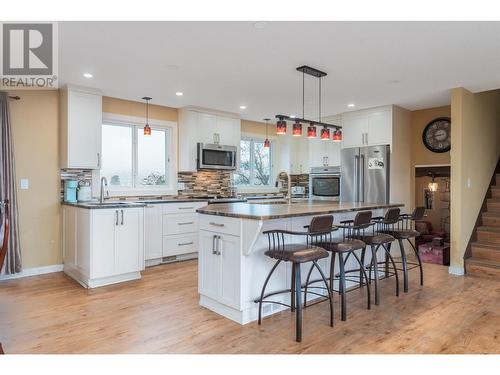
<box><xmin>144</xmin><ymin>201</ymin><xmax>207</xmax><ymax>265</ymax></box>
<box><xmin>198</xmin><ymin>230</ymin><xmax>241</xmax><ymax>310</ymax></box>
<box><xmin>63</xmin><ymin>206</ymin><xmax>144</xmax><ymax>288</ymax></box>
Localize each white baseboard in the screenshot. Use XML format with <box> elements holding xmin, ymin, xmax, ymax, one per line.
<box><xmin>448</xmin><ymin>265</ymin><xmax>465</xmax><ymax>276</ymax></box>
<box><xmin>0</xmin><ymin>264</ymin><xmax>63</xmax><ymax>281</ymax></box>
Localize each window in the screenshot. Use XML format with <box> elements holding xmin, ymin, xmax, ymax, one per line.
<box><xmin>234</xmin><ymin>138</ymin><xmax>271</xmax><ymax>186</ymax></box>
<box><xmin>101</xmin><ymin>122</ymin><xmax>172</xmax><ymax>193</ymax></box>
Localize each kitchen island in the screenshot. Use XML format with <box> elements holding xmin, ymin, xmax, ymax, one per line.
<box><xmin>196</xmin><ymin>201</ymin><xmax>404</xmax><ymax>324</ymax></box>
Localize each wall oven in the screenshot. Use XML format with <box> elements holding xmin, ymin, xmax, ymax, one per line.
<box><xmin>197</xmin><ymin>143</ymin><xmax>237</xmax><ymax>170</ymax></box>
<box><xmin>309</xmin><ymin>166</ymin><xmax>341</xmax><ymax>200</ymax></box>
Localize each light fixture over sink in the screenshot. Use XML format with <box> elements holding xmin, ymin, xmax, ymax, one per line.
<box><xmin>264</xmin><ymin>118</ymin><xmax>271</xmax><ymax>148</ymax></box>
<box><xmin>142</xmin><ymin>96</ymin><xmax>152</xmax><ymax>136</ymax></box>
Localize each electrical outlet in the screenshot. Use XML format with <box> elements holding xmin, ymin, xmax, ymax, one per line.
<box><xmin>20</xmin><ymin>178</ymin><xmax>29</xmax><ymax>190</ymax></box>
<box><xmin>177</xmin><ymin>182</ymin><xmax>186</xmax><ymax>190</ymax></box>
<box><xmin>467</xmin><ymin>177</ymin><xmax>471</xmax><ymax>189</ymax></box>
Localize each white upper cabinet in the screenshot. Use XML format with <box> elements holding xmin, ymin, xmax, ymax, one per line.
<box><xmin>341</xmin><ymin>106</ymin><xmax>393</xmax><ymax>149</ymax></box>
<box><xmin>60</xmin><ymin>85</ymin><xmax>102</xmax><ymax>169</ymax></box>
<box><xmin>178</xmin><ymin>107</ymin><xmax>241</xmax><ymax>171</ymax></box>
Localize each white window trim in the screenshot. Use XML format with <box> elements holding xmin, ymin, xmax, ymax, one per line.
<box><xmin>235</xmin><ymin>135</ymin><xmax>279</xmax><ymax>193</ymax></box>
<box><xmin>99</xmin><ymin>112</ymin><xmax>178</xmax><ymax>197</ymax></box>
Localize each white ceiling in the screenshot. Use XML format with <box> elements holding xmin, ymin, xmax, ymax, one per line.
<box><xmin>59</xmin><ymin>21</ymin><xmax>500</xmax><ymax>122</ymax></box>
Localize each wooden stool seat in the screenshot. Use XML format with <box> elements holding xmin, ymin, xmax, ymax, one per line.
<box><xmin>316</xmin><ymin>239</ymin><xmax>365</xmax><ymax>252</ymax></box>
<box><xmin>381</xmin><ymin>229</ymin><xmax>420</xmax><ymax>240</ymax></box>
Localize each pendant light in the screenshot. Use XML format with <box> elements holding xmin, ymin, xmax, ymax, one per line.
<box><xmin>333</xmin><ymin>129</ymin><xmax>342</xmax><ymax>142</ymax></box>
<box><xmin>276</xmin><ymin>116</ymin><xmax>287</xmax><ymax>135</ymax></box>
<box><xmin>142</xmin><ymin>96</ymin><xmax>152</xmax><ymax>136</ymax></box>
<box><xmin>307</xmin><ymin>122</ymin><xmax>317</xmax><ymax>138</ymax></box>
<box><xmin>320</xmin><ymin>126</ymin><xmax>330</xmax><ymax>140</ymax></box>
<box><xmin>263</xmin><ymin>118</ymin><xmax>271</xmax><ymax>148</ymax></box>
<box><xmin>293</xmin><ymin>120</ymin><xmax>302</xmax><ymax>136</ymax></box>
<box><xmin>428</xmin><ymin>173</ymin><xmax>438</xmax><ymax>192</ymax></box>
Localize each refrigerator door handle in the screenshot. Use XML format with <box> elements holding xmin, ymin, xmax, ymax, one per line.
<box><xmin>360</xmin><ymin>154</ymin><xmax>365</xmax><ymax>202</ymax></box>
<box><xmin>354</xmin><ymin>155</ymin><xmax>360</xmax><ymax>201</ymax></box>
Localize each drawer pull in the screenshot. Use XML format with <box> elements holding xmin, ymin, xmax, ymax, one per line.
<box><xmin>178</xmin><ymin>207</ymin><xmax>195</xmax><ymax>210</ymax></box>
<box><xmin>209</xmin><ymin>222</ymin><xmax>225</xmax><ymax>227</ymax></box>
<box><xmin>178</xmin><ymin>241</ymin><xmax>194</xmax><ymax>247</ymax></box>
<box><xmin>178</xmin><ymin>222</ymin><xmax>194</xmax><ymax>226</ymax></box>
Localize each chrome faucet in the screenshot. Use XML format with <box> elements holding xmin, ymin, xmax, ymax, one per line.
<box><xmin>99</xmin><ymin>177</ymin><xmax>109</xmax><ymax>204</ymax></box>
<box><xmin>276</xmin><ymin>170</ymin><xmax>292</xmax><ymax>204</ymax></box>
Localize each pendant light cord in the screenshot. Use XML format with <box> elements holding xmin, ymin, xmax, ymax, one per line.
<box><xmin>302</xmin><ymin>71</ymin><xmax>305</xmax><ymax>119</ymax></box>
<box><xmin>318</xmin><ymin>77</ymin><xmax>322</xmax><ymax>123</ymax></box>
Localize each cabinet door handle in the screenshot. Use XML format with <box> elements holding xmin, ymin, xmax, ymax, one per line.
<box><xmin>97</xmin><ymin>152</ymin><xmax>101</xmax><ymax>167</ymax></box>
<box><xmin>365</xmin><ymin>132</ymin><xmax>368</xmax><ymax>144</ymax></box>
<box><xmin>178</xmin><ymin>207</ymin><xmax>195</xmax><ymax>210</ymax></box>
<box><xmin>209</xmin><ymin>222</ymin><xmax>225</xmax><ymax>227</ymax></box>
<box><xmin>212</xmin><ymin>235</ymin><xmax>217</xmax><ymax>254</ymax></box>
<box><xmin>216</xmin><ymin>235</ymin><xmax>222</xmax><ymax>255</ymax></box>
<box><xmin>178</xmin><ymin>221</ymin><xmax>194</xmax><ymax>226</ymax></box>
<box><xmin>115</xmin><ymin>210</ymin><xmax>119</xmax><ymax>226</ymax></box>
<box><xmin>178</xmin><ymin>241</ymin><xmax>194</xmax><ymax>247</ymax></box>
<box><xmin>121</xmin><ymin>209</ymin><xmax>124</xmax><ymax>225</ymax></box>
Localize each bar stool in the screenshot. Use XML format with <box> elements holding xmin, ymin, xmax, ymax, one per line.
<box><xmin>376</xmin><ymin>207</ymin><xmax>423</xmax><ymax>293</ymax></box>
<box><xmin>304</xmin><ymin>212</ymin><xmax>370</xmax><ymax>322</ymax></box>
<box><xmin>254</xmin><ymin>215</ymin><xmax>334</xmax><ymax>342</ymax></box>
<box><xmin>354</xmin><ymin>212</ymin><xmax>400</xmax><ymax>305</ymax></box>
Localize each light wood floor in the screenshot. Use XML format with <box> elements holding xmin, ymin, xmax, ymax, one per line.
<box><xmin>1</xmin><ymin>260</ymin><xmax>499</xmax><ymax>354</ymax></box>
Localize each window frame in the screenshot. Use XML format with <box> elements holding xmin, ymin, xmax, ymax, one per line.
<box><xmin>101</xmin><ymin>112</ymin><xmax>178</xmax><ymax>196</ymax></box>
<box><xmin>235</xmin><ymin>136</ymin><xmax>273</xmax><ymax>189</ymax></box>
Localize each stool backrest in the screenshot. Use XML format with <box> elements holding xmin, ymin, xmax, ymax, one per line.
<box><xmin>383</xmin><ymin>207</ymin><xmax>401</xmax><ymax>225</ymax></box>
<box><xmin>353</xmin><ymin>210</ymin><xmax>373</xmax><ymax>228</ymax></box>
<box><xmin>412</xmin><ymin>206</ymin><xmax>426</xmax><ymax>221</ymax></box>
<box><xmin>308</xmin><ymin>215</ymin><xmax>333</xmax><ymax>234</ymax></box>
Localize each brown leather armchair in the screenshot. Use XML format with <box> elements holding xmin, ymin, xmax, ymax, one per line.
<box><xmin>415</xmin><ymin>220</ymin><xmax>447</xmax><ymax>248</ymax></box>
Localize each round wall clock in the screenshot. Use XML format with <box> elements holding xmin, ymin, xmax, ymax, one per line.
<box><xmin>422</xmin><ymin>117</ymin><xmax>451</xmax><ymax>153</ymax></box>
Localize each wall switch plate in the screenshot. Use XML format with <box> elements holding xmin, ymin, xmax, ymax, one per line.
<box><xmin>20</xmin><ymin>178</ymin><xmax>29</xmax><ymax>190</ymax></box>
<box><xmin>467</xmin><ymin>177</ymin><xmax>471</xmax><ymax>189</ymax></box>
<box><xmin>177</xmin><ymin>182</ymin><xmax>186</xmax><ymax>190</ymax></box>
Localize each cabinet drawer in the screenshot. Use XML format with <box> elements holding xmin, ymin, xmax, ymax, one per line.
<box><xmin>163</xmin><ymin>214</ymin><xmax>198</xmax><ymax>235</ymax></box>
<box><xmin>163</xmin><ymin>234</ymin><xmax>198</xmax><ymax>257</ymax></box>
<box><xmin>199</xmin><ymin>215</ymin><xmax>241</xmax><ymax>236</ymax></box>
<box><xmin>162</xmin><ymin>201</ymin><xmax>207</xmax><ymax>214</ymax></box>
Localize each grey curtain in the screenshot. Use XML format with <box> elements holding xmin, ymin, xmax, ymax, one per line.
<box><xmin>0</xmin><ymin>92</ymin><xmax>21</xmax><ymax>275</ymax></box>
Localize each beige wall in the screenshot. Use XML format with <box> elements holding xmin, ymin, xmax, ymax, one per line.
<box><xmin>103</xmin><ymin>96</ymin><xmax>177</xmax><ymax>122</ymax></box>
<box><xmin>409</xmin><ymin>106</ymin><xmax>451</xmax><ymax>209</ymax></box>
<box><xmin>9</xmin><ymin>90</ymin><xmax>61</xmax><ymax>269</ymax></box>
<box><xmin>7</xmin><ymin>93</ymin><xmax>180</xmax><ymax>270</ymax></box>
<box><xmin>241</xmin><ymin>119</ymin><xmax>267</xmax><ymax>136</ymax></box>
<box><xmin>450</xmin><ymin>88</ymin><xmax>500</xmax><ymax>273</ymax></box>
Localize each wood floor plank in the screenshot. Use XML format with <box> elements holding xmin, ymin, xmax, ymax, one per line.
<box><xmin>0</xmin><ymin>260</ymin><xmax>499</xmax><ymax>354</ymax></box>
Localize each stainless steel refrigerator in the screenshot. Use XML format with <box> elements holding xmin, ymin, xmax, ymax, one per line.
<box><xmin>340</xmin><ymin>145</ymin><xmax>390</xmax><ymax>203</ymax></box>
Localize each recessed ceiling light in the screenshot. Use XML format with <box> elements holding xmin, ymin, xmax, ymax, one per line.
<box><xmin>175</xmin><ymin>92</ymin><xmax>183</xmax><ymax>96</ymax></box>
<box><xmin>239</xmin><ymin>105</ymin><xmax>247</xmax><ymax>110</ymax></box>
<box><xmin>290</xmin><ymin>115</ymin><xmax>296</xmax><ymax>118</ymax></box>
<box><xmin>253</xmin><ymin>21</ymin><xmax>267</xmax><ymax>29</ymax></box>
<box><xmin>347</xmin><ymin>103</ymin><xmax>355</xmax><ymax>108</ymax></box>
<box><xmin>83</xmin><ymin>73</ymin><xmax>93</xmax><ymax>78</ymax></box>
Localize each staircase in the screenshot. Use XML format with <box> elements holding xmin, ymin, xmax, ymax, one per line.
<box><xmin>466</xmin><ymin>175</ymin><xmax>500</xmax><ymax>277</ymax></box>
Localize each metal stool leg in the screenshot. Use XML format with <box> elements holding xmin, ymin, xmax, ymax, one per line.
<box><xmin>312</xmin><ymin>260</ymin><xmax>334</xmax><ymax>327</ymax></box>
<box><xmin>352</xmin><ymin>251</ymin><xmax>371</xmax><ymax>310</ymax></box>
<box><xmin>382</xmin><ymin>243</ymin><xmax>399</xmax><ymax>297</ymax></box>
<box><xmin>291</xmin><ymin>263</ymin><xmax>296</xmax><ymax>312</ymax></box>
<box><xmin>257</xmin><ymin>260</ymin><xmax>281</xmax><ymax>325</ymax></box>
<box><xmin>359</xmin><ymin>247</ymin><xmax>367</xmax><ymax>286</ymax></box>
<box><xmin>371</xmin><ymin>244</ymin><xmax>381</xmax><ymax>305</ymax></box>
<box><xmin>338</xmin><ymin>252</ymin><xmax>347</xmax><ymax>321</ymax></box>
<box><xmin>294</xmin><ymin>262</ymin><xmax>302</xmax><ymax>342</ymax></box>
<box><xmin>303</xmin><ymin>263</ymin><xmax>315</xmax><ymax>308</ymax></box>
<box><xmin>398</xmin><ymin>239</ymin><xmax>409</xmax><ymax>293</ymax></box>
<box><xmin>329</xmin><ymin>252</ymin><xmax>336</xmax><ymax>292</ymax></box>
<box><xmin>408</xmin><ymin>239</ymin><xmax>424</xmax><ymax>286</ymax></box>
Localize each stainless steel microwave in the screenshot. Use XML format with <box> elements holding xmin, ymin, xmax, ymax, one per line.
<box><xmin>309</xmin><ymin>166</ymin><xmax>341</xmax><ymax>200</ymax></box>
<box><xmin>197</xmin><ymin>143</ymin><xmax>237</xmax><ymax>170</ymax></box>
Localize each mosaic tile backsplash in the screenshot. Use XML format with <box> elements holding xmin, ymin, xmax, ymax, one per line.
<box><xmin>177</xmin><ymin>170</ymin><xmax>233</xmax><ymax>197</ymax></box>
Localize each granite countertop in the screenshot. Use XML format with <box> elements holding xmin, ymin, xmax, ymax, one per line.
<box><xmin>196</xmin><ymin>201</ymin><xmax>404</xmax><ymax>220</ymax></box>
